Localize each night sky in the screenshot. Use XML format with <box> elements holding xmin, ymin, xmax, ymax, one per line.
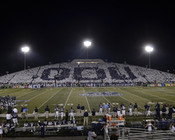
<box><xmin>0</xmin><ymin>1</ymin><xmax>175</xmax><ymax>75</ymax></box>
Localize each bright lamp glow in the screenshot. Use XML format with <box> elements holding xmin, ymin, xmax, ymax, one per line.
<box><xmin>21</xmin><ymin>46</ymin><xmax>30</xmax><ymax>53</ymax></box>
<box><xmin>83</xmin><ymin>40</ymin><xmax>92</xmax><ymax>48</ymax></box>
<box><xmin>145</xmin><ymin>45</ymin><xmax>153</xmax><ymax>53</ymax></box>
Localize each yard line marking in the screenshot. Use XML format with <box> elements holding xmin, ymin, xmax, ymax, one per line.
<box><xmin>120</xmin><ymin>88</ymin><xmax>150</xmax><ymax>102</ymax></box>
<box><xmin>28</xmin><ymin>89</ymin><xmax>50</xmax><ymax>101</ymax></box>
<box><xmin>17</xmin><ymin>90</ymin><xmax>37</xmax><ymax>98</ymax></box>
<box><xmin>134</xmin><ymin>88</ymin><xmax>175</xmax><ymax>103</ymax></box>
<box><xmin>63</xmin><ymin>88</ymin><xmax>73</xmax><ymax>108</ymax></box>
<box><xmin>38</xmin><ymin>88</ymin><xmax>62</xmax><ymax>109</ymax></box>
<box><xmin>102</xmin><ymin>96</ymin><xmax>114</xmax><ymax>107</ymax></box>
<box><xmin>94</xmin><ymin>88</ymin><xmax>114</xmax><ymax>107</ymax></box>
<box><xmin>112</xmin><ymin>87</ymin><xmax>144</xmax><ymax>110</ymax></box>
<box><xmin>82</xmin><ymin>88</ymin><xmax>91</xmax><ymax>112</ymax></box>
<box><xmin>0</xmin><ymin>89</ymin><xmax>22</xmax><ymax>95</ymax></box>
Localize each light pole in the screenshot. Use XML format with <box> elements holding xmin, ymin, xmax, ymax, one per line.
<box><xmin>145</xmin><ymin>45</ymin><xmax>154</xmax><ymax>69</ymax></box>
<box><xmin>83</xmin><ymin>40</ymin><xmax>92</xmax><ymax>59</ymax></box>
<box><xmin>21</xmin><ymin>46</ymin><xmax>30</xmax><ymax>70</ymax></box>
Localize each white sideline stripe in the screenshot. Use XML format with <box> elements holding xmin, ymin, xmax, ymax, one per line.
<box><xmin>38</xmin><ymin>88</ymin><xmax>62</xmax><ymax>109</ymax></box>
<box><xmin>83</xmin><ymin>88</ymin><xmax>91</xmax><ymax>112</ymax></box>
<box><xmin>63</xmin><ymin>88</ymin><xmax>73</xmax><ymax>108</ymax></box>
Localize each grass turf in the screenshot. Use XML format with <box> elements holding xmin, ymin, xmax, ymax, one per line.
<box><xmin>0</xmin><ymin>86</ymin><xmax>175</xmax><ymax>113</ymax></box>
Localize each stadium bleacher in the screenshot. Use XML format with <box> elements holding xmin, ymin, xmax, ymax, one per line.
<box><xmin>0</xmin><ymin>59</ymin><xmax>175</xmax><ymax>86</ymax></box>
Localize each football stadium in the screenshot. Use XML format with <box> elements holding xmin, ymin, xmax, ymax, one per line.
<box><xmin>1</xmin><ymin>2</ymin><xmax>175</xmax><ymax>140</ymax></box>
<box><xmin>0</xmin><ymin>59</ymin><xmax>175</xmax><ymax>139</ymax></box>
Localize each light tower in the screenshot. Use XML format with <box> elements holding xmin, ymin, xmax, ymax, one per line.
<box><xmin>145</xmin><ymin>45</ymin><xmax>154</xmax><ymax>69</ymax></box>
<box><xmin>83</xmin><ymin>40</ymin><xmax>92</xmax><ymax>59</ymax></box>
<box><xmin>21</xmin><ymin>45</ymin><xmax>30</xmax><ymax>70</ymax></box>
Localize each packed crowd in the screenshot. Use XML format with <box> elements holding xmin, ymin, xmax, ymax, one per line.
<box><xmin>1</xmin><ymin>60</ymin><xmax>175</xmax><ymax>85</ymax></box>
<box><xmin>0</xmin><ymin>95</ymin><xmax>16</xmax><ymax>112</ymax></box>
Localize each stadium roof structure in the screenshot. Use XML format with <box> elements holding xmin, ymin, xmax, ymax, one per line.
<box><xmin>71</xmin><ymin>59</ymin><xmax>104</xmax><ymax>64</ymax></box>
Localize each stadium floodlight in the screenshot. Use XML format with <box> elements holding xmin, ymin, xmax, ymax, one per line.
<box><xmin>83</xmin><ymin>40</ymin><xmax>92</xmax><ymax>59</ymax></box>
<box><xmin>21</xmin><ymin>45</ymin><xmax>30</xmax><ymax>70</ymax></box>
<box><xmin>83</xmin><ymin>40</ymin><xmax>92</xmax><ymax>48</ymax></box>
<box><xmin>145</xmin><ymin>45</ymin><xmax>154</xmax><ymax>69</ymax></box>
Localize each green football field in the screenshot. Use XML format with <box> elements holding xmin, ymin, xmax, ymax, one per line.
<box><xmin>0</xmin><ymin>86</ymin><xmax>175</xmax><ymax>113</ymax></box>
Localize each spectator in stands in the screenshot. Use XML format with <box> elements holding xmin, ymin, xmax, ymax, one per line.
<box><xmin>91</xmin><ymin>108</ymin><xmax>96</xmax><ymax>121</ymax></box>
<box><xmin>83</xmin><ymin>110</ymin><xmax>88</xmax><ymax>126</ymax></box>
<box><xmin>6</xmin><ymin>112</ymin><xmax>12</xmax><ymax>123</ymax></box>
<box><xmin>168</xmin><ymin>105</ymin><xmax>173</xmax><ymax>119</ymax></box>
<box><xmin>23</xmin><ymin>121</ymin><xmax>29</xmax><ymax>127</ymax></box>
<box><xmin>110</xmin><ymin>127</ymin><xmax>119</xmax><ymax>140</ymax></box>
<box><xmin>169</xmin><ymin>123</ymin><xmax>175</xmax><ymax>133</ymax></box>
<box><xmin>34</xmin><ymin>106</ymin><xmax>38</xmax><ymax>120</ymax></box>
<box><xmin>155</xmin><ymin>105</ymin><xmax>160</xmax><ymax>120</ymax></box>
<box><xmin>39</xmin><ymin>121</ymin><xmax>46</xmax><ymax>138</ymax></box>
<box><xmin>55</xmin><ymin>105</ymin><xmax>60</xmax><ymax>120</ymax></box>
<box><xmin>101</xmin><ymin>122</ymin><xmax>109</xmax><ymax>140</ymax></box>
<box><xmin>77</xmin><ymin>104</ymin><xmax>81</xmax><ymax>116</ymax></box>
<box><xmin>81</xmin><ymin>105</ymin><xmax>85</xmax><ymax>116</ymax></box>
<box><xmin>162</xmin><ymin>105</ymin><xmax>167</xmax><ymax>120</ymax></box>
<box><xmin>53</xmin><ymin>119</ymin><xmax>57</xmax><ymax>126</ymax></box>
<box><xmin>12</xmin><ymin>112</ymin><xmax>18</xmax><ymax>126</ymax></box>
<box><xmin>13</xmin><ymin>107</ymin><xmax>18</xmax><ymax>114</ymax></box>
<box><xmin>145</xmin><ymin>121</ymin><xmax>155</xmax><ymax>134</ymax></box>
<box><xmin>134</xmin><ymin>103</ymin><xmax>138</xmax><ymax>116</ymax></box>
<box><xmin>102</xmin><ymin>115</ymin><xmax>107</xmax><ymax>123</ymax></box>
<box><xmin>47</xmin><ymin>120</ymin><xmax>53</xmax><ymax>126</ymax></box>
<box><xmin>88</xmin><ymin>128</ymin><xmax>97</xmax><ymax>140</ymax></box>
<box><xmin>115</xmin><ymin>127</ymin><xmax>119</xmax><ymax>140</ymax></box>
<box><xmin>0</xmin><ymin>123</ymin><xmax>3</xmax><ymax>140</ymax></box>
<box><xmin>45</xmin><ymin>105</ymin><xmax>50</xmax><ymax>119</ymax></box>
<box><xmin>43</xmin><ymin>119</ymin><xmax>47</xmax><ymax>126</ymax></box>
<box><xmin>173</xmin><ymin>106</ymin><xmax>175</xmax><ymax>119</ymax></box>
<box><xmin>7</xmin><ymin>106</ymin><xmax>12</xmax><ymax>114</ymax></box>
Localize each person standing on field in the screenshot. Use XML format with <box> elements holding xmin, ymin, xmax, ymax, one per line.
<box><xmin>77</xmin><ymin>104</ymin><xmax>81</xmax><ymax>116</ymax></box>
<box><xmin>45</xmin><ymin>105</ymin><xmax>50</xmax><ymax>119</ymax></box>
<box><xmin>60</xmin><ymin>106</ymin><xmax>64</xmax><ymax>120</ymax></box>
<box><xmin>34</xmin><ymin>106</ymin><xmax>38</xmax><ymax>120</ymax></box>
<box><xmin>55</xmin><ymin>105</ymin><xmax>60</xmax><ymax>120</ymax></box>
<box><xmin>83</xmin><ymin>110</ymin><xmax>89</xmax><ymax>126</ymax></box>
